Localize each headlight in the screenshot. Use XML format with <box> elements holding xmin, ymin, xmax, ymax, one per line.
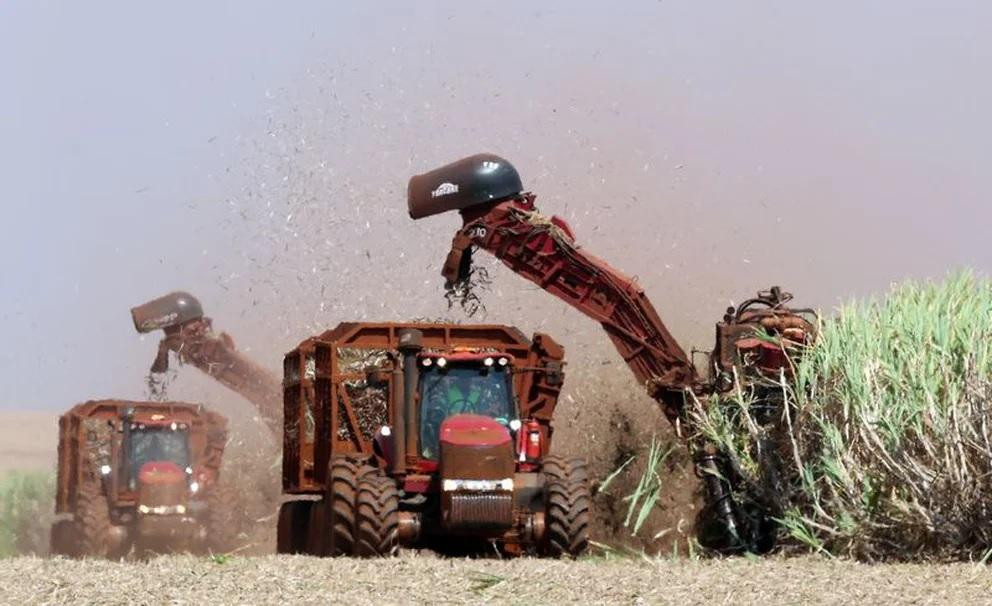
<box><xmin>436</xmin><ymin>357</ymin><xmax>447</xmax><ymax>368</ymax></box>
<box><xmin>508</xmin><ymin>419</ymin><xmax>522</xmax><ymax>432</ymax></box>
<box><xmin>380</xmin><ymin>425</ymin><xmax>391</xmax><ymax>437</ymax></box>
<box><xmin>189</xmin><ymin>482</ymin><xmax>199</xmax><ymax>493</ymax></box>
<box><xmin>100</xmin><ymin>464</ymin><xmax>112</xmax><ymax>476</ymax></box>
<box><xmin>498</xmin><ymin>357</ymin><xmax>508</xmax><ymax>366</ymax></box>
<box><xmin>138</xmin><ymin>505</ymin><xmax>150</xmax><ymax>514</ymax></box>
<box><xmin>421</xmin><ymin>357</ymin><xmax>433</xmax><ymax>367</ymax></box>
<box><xmin>442</xmin><ymin>478</ymin><xmax>514</xmax><ymax>492</ymax></box>
<box><xmin>175</xmin><ymin>505</ymin><xmax>186</xmax><ymax>515</ymax></box>
<box><xmin>483</xmin><ymin>357</ymin><xmax>494</xmax><ymax>367</ymax></box>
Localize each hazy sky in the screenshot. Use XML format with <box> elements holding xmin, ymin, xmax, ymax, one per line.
<box><xmin>1</xmin><ymin>2</ymin><xmax>990</xmax><ymax>413</ymax></box>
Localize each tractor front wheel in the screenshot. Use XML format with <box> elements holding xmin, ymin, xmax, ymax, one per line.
<box><xmin>355</xmin><ymin>472</ymin><xmax>399</xmax><ymax>557</ymax></box>
<box><xmin>304</xmin><ymin>499</ymin><xmax>327</xmax><ymax>556</ymax></box>
<box><xmin>49</xmin><ymin>520</ymin><xmax>76</xmax><ymax>557</ymax></box>
<box><xmin>276</xmin><ymin>500</ymin><xmax>312</xmax><ymax>554</ymax></box>
<box><xmin>540</xmin><ymin>456</ymin><xmax>591</xmax><ymax>558</ymax></box>
<box><xmin>326</xmin><ymin>455</ymin><xmax>374</xmax><ymax>556</ymax></box>
<box><xmin>74</xmin><ymin>478</ymin><xmax>120</xmax><ymax>559</ymax></box>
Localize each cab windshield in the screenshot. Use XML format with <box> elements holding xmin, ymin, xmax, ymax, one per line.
<box><xmin>128</xmin><ymin>426</ymin><xmax>191</xmax><ymax>485</ymax></box>
<box><xmin>419</xmin><ymin>364</ymin><xmax>514</xmax><ymax>460</ymax></box>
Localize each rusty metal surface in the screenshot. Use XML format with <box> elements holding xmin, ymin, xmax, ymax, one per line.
<box><xmin>713</xmin><ymin>287</ymin><xmax>817</xmax><ymax>384</ymax></box>
<box><xmin>417</xmin><ymin>186</ymin><xmax>817</xmax><ymax>422</ymax></box>
<box><xmin>432</xmin><ymin>194</ymin><xmax>699</xmax><ymax>418</ymax></box>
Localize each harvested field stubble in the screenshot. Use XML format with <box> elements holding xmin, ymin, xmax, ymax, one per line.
<box><xmin>1</xmin><ymin>554</ymin><xmax>989</xmax><ymax>605</ymax></box>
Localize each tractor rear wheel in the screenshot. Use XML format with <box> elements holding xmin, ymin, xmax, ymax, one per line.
<box><xmin>74</xmin><ymin>478</ymin><xmax>118</xmax><ymax>558</ymax></box>
<box><xmin>326</xmin><ymin>455</ymin><xmax>374</xmax><ymax>556</ymax></box>
<box><xmin>276</xmin><ymin>500</ymin><xmax>312</xmax><ymax>554</ymax></box>
<box><xmin>206</xmin><ymin>480</ymin><xmax>238</xmax><ymax>553</ymax></box>
<box><xmin>540</xmin><ymin>456</ymin><xmax>590</xmax><ymax>558</ymax></box>
<box><xmin>355</xmin><ymin>472</ymin><xmax>399</xmax><ymax>557</ymax></box>
<box><xmin>49</xmin><ymin>519</ymin><xmax>76</xmax><ymax>557</ymax></box>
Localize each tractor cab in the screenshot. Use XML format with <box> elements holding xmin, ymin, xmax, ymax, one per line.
<box><xmin>124</xmin><ymin>414</ymin><xmax>192</xmax><ymax>489</ymax></box>
<box><xmin>122</xmin><ymin>411</ymin><xmax>198</xmax><ymax>530</ymax></box>
<box><xmin>417</xmin><ymin>352</ymin><xmax>515</xmax><ymax>460</ymax></box>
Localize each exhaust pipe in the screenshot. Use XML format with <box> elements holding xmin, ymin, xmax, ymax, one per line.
<box><xmin>121</xmin><ymin>407</ymin><xmax>134</xmax><ymax>492</ymax></box>
<box><xmin>397</xmin><ymin>329</ymin><xmax>423</xmax><ymax>466</ymax></box>
<box><xmin>390</xmin><ymin>360</ymin><xmax>406</xmax><ymax>476</ymax></box>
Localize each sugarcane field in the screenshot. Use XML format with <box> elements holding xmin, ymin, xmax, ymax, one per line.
<box><xmin>2</xmin><ymin>3</ymin><xmax>991</xmax><ymax>605</ymax></box>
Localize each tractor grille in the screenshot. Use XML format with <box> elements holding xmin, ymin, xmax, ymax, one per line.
<box><xmin>446</xmin><ymin>492</ymin><xmax>513</xmax><ymax>532</ymax></box>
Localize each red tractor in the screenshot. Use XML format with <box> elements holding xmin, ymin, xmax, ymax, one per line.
<box><xmin>409</xmin><ymin>154</ymin><xmax>818</xmax><ymax>551</ymax></box>
<box><xmin>277</xmin><ymin>322</ymin><xmax>589</xmax><ymax>557</ymax></box>
<box><xmin>49</xmin><ymin>400</ymin><xmax>235</xmax><ymax>557</ymax></box>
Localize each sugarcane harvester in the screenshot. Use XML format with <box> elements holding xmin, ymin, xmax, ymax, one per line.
<box><xmin>130</xmin><ymin>292</ymin><xmax>283</xmax><ymax>436</ymax></box>
<box><xmin>408</xmin><ymin>154</ymin><xmax>817</xmax><ymax>550</ymax></box>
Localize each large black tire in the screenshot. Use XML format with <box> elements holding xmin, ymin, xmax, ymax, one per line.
<box><xmin>206</xmin><ymin>480</ymin><xmax>239</xmax><ymax>553</ymax></box>
<box><xmin>540</xmin><ymin>456</ymin><xmax>591</xmax><ymax>558</ymax></box>
<box><xmin>74</xmin><ymin>479</ymin><xmax>117</xmax><ymax>559</ymax></box>
<box><xmin>276</xmin><ymin>500</ymin><xmax>312</xmax><ymax>554</ymax></box>
<box><xmin>49</xmin><ymin>520</ymin><xmax>76</xmax><ymax>557</ymax></box>
<box><xmin>325</xmin><ymin>456</ymin><xmax>373</xmax><ymax>557</ymax></box>
<box><xmin>355</xmin><ymin>472</ymin><xmax>399</xmax><ymax>557</ymax></box>
<box><xmin>304</xmin><ymin>499</ymin><xmax>327</xmax><ymax>556</ymax></box>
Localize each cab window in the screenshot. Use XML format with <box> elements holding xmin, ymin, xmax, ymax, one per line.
<box><xmin>418</xmin><ymin>365</ymin><xmax>514</xmax><ymax>459</ymax></box>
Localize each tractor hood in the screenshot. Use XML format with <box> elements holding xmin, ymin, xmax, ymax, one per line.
<box><xmin>137</xmin><ymin>461</ymin><xmax>188</xmax><ymax>511</ymax></box>
<box><xmin>438</xmin><ymin>414</ymin><xmax>515</xmax><ymax>481</ymax></box>
<box><xmin>438</xmin><ymin>414</ymin><xmax>516</xmax><ymax>533</ymax></box>
<box><xmin>408</xmin><ymin>153</ymin><xmax>522</xmax><ymax>219</ymax></box>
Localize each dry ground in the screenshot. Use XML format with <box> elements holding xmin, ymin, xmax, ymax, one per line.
<box><xmin>4</xmin><ymin>413</ymin><xmax>989</xmax><ymax>606</ymax></box>
<box><xmin>1</xmin><ymin>553</ymin><xmax>990</xmax><ymax>605</ymax></box>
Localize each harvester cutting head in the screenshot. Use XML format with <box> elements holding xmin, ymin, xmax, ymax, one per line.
<box><xmin>131</xmin><ymin>291</ymin><xmax>204</xmax><ymax>334</ymax></box>
<box><xmin>408</xmin><ymin>153</ymin><xmax>523</xmax><ymax>219</ymax></box>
